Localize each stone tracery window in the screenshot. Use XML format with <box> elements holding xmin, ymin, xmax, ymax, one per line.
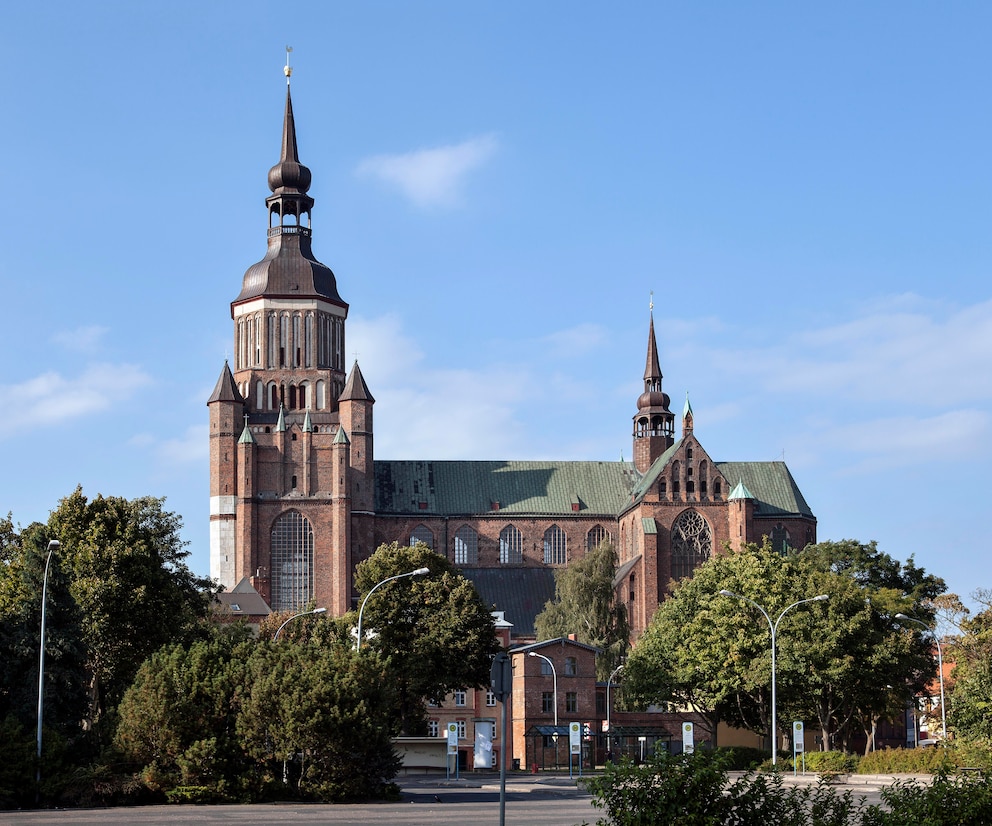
<box><xmin>453</xmin><ymin>525</ymin><xmax>478</xmax><ymax>565</ymax></box>
<box><xmin>410</xmin><ymin>525</ymin><xmax>434</xmax><ymax>549</ymax></box>
<box><xmin>670</xmin><ymin>509</ymin><xmax>711</xmax><ymax>581</ymax></box>
<box><xmin>543</xmin><ymin>525</ymin><xmax>566</xmax><ymax>565</ymax></box>
<box><xmin>270</xmin><ymin>510</ymin><xmax>314</xmax><ymax>611</ymax></box>
<box><xmin>499</xmin><ymin>525</ymin><xmax>522</xmax><ymax>564</ymax></box>
<box><xmin>586</xmin><ymin>524</ymin><xmax>610</xmax><ymax>551</ymax></box>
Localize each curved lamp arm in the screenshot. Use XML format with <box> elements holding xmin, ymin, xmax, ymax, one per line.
<box><xmin>274</xmin><ymin>606</ymin><xmax>327</xmax><ymax>640</ymax></box>
<box><xmin>356</xmin><ymin>567</ymin><xmax>430</xmax><ymax>651</ymax></box>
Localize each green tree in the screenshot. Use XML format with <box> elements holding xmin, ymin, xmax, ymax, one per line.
<box><xmin>115</xmin><ymin>629</ymin><xmax>251</xmax><ymax>794</ymax></box>
<box><xmin>236</xmin><ymin>640</ymin><xmax>400</xmax><ymax>800</ymax></box>
<box><xmin>949</xmin><ymin>590</ymin><xmax>992</xmax><ymax>743</ymax></box>
<box><xmin>623</xmin><ymin>540</ymin><xmax>940</xmax><ymax>752</ymax></box>
<box><xmin>534</xmin><ymin>541</ymin><xmax>629</xmax><ymax>681</ymax></box>
<box><xmin>351</xmin><ymin>542</ymin><xmax>499</xmax><ymax>735</ymax></box>
<box><xmin>0</xmin><ymin>522</ymin><xmax>87</xmax><ymax>741</ymax></box>
<box><xmin>46</xmin><ymin>488</ymin><xmax>215</xmax><ymax>727</ymax></box>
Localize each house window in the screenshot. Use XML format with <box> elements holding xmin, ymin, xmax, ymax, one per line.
<box><xmin>411</xmin><ymin>525</ymin><xmax>434</xmax><ymax>549</ymax></box>
<box><xmin>566</xmin><ymin>692</ymin><xmax>578</xmax><ymax>713</ymax></box>
<box><xmin>456</xmin><ymin>720</ymin><xmax>466</xmax><ymax>738</ymax></box>
<box><xmin>538</xmin><ymin>658</ymin><xmax>553</xmax><ymax>677</ymax></box>
<box><xmin>543</xmin><ymin>525</ymin><xmax>566</xmax><ymax>565</ymax></box>
<box><xmin>454</xmin><ymin>525</ymin><xmax>479</xmax><ymax>565</ymax></box>
<box><xmin>564</xmin><ymin>657</ymin><xmax>577</xmax><ymax>676</ymax></box>
<box><xmin>486</xmin><ymin>690</ymin><xmax>497</xmax><ymax>707</ymax></box>
<box><xmin>454</xmin><ymin>689</ymin><xmax>467</xmax><ymax>707</ymax></box>
<box><xmin>542</xmin><ymin>692</ymin><xmax>554</xmax><ymax>714</ymax></box>
<box><xmin>428</xmin><ymin>720</ymin><xmax>439</xmax><ymax>738</ymax></box>
<box><xmin>499</xmin><ymin>525</ymin><xmax>523</xmax><ymax>564</ymax></box>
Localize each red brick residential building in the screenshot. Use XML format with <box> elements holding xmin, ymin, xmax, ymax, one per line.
<box><xmin>208</xmin><ymin>81</ymin><xmax>817</xmax><ymax>643</ymax></box>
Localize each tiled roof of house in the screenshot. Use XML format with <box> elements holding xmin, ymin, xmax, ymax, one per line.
<box><xmin>374</xmin><ymin>460</ymin><xmax>634</xmax><ymax>517</ymax></box>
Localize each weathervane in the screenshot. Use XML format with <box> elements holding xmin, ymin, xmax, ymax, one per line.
<box><xmin>284</xmin><ymin>46</ymin><xmax>293</xmax><ymax>85</ymax></box>
<box><xmin>649</xmin><ymin>290</ymin><xmax>654</xmax><ymax>312</ymax></box>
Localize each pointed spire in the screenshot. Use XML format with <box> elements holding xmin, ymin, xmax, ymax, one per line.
<box><xmin>682</xmin><ymin>391</ymin><xmax>694</xmax><ymax>437</ymax></box>
<box><xmin>728</xmin><ymin>479</ymin><xmax>755</xmax><ymax>501</ymax></box>
<box><xmin>333</xmin><ymin>426</ymin><xmax>350</xmax><ymax>445</ymax></box>
<box><xmin>644</xmin><ymin>309</ymin><xmax>663</xmax><ymax>385</ymax></box>
<box><xmin>276</xmin><ymin>404</ymin><xmax>287</xmax><ymax>432</ymax></box>
<box><xmin>207</xmin><ymin>360</ymin><xmax>244</xmax><ymax>404</ymax></box>
<box><xmin>303</xmin><ymin>409</ymin><xmax>313</xmax><ymax>433</ymax></box>
<box><xmin>340</xmin><ymin>360</ymin><xmax>375</xmax><ymax>403</ymax></box>
<box><xmin>238</xmin><ymin>414</ymin><xmax>254</xmax><ymax>444</ymax></box>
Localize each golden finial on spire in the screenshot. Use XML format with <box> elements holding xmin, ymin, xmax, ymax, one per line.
<box><xmin>649</xmin><ymin>290</ymin><xmax>654</xmax><ymax>312</ymax></box>
<box><xmin>284</xmin><ymin>46</ymin><xmax>293</xmax><ymax>84</ymax></box>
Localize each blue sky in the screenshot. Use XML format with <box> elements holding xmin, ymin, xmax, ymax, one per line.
<box><xmin>2</xmin><ymin>3</ymin><xmax>990</xmax><ymax>613</ymax></box>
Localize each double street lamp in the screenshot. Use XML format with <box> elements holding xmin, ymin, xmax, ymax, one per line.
<box><xmin>894</xmin><ymin>613</ymin><xmax>947</xmax><ymax>741</ymax></box>
<box><xmin>719</xmin><ymin>589</ymin><xmax>829</xmax><ymax>765</ymax></box>
<box><xmin>356</xmin><ymin>567</ymin><xmax>430</xmax><ymax>651</ymax></box>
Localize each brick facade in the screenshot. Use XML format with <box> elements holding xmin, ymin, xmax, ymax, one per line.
<box><xmin>207</xmin><ymin>84</ymin><xmax>818</xmax><ymax>640</ymax></box>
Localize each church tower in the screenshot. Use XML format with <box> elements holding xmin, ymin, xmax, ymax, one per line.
<box><xmin>632</xmin><ymin>306</ymin><xmax>675</xmax><ymax>473</ymax></box>
<box><xmin>209</xmin><ymin>57</ymin><xmax>364</xmax><ymax>616</ymax></box>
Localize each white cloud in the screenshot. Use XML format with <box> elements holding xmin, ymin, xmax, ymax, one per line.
<box><xmin>356</xmin><ymin>134</ymin><xmax>499</xmax><ymax>208</ymax></box>
<box><xmin>52</xmin><ymin>325</ymin><xmax>108</xmax><ymax>353</ymax></box>
<box><xmin>542</xmin><ymin>323</ymin><xmax>609</xmax><ymax>358</ymax></box>
<box><xmin>155</xmin><ymin>424</ymin><xmax>209</xmax><ymax>465</ymax></box>
<box><xmin>0</xmin><ymin>363</ymin><xmax>153</xmax><ymax>435</ymax></box>
<box><xmin>691</xmin><ymin>298</ymin><xmax>992</xmax><ymax>408</ymax></box>
<box><xmin>815</xmin><ymin>409</ymin><xmax>990</xmax><ymax>473</ymax></box>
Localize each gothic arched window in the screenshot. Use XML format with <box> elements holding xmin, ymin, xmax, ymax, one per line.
<box><xmin>270</xmin><ymin>510</ymin><xmax>314</xmax><ymax>612</ymax></box>
<box><xmin>499</xmin><ymin>525</ymin><xmax>522</xmax><ymax>564</ymax></box>
<box><xmin>453</xmin><ymin>525</ymin><xmax>478</xmax><ymax>565</ymax></box>
<box><xmin>671</xmin><ymin>509</ymin><xmax>711</xmax><ymax>581</ymax></box>
<box><xmin>411</xmin><ymin>525</ymin><xmax>434</xmax><ymax>549</ymax></box>
<box><xmin>543</xmin><ymin>525</ymin><xmax>566</xmax><ymax>565</ymax></box>
<box><xmin>586</xmin><ymin>524</ymin><xmax>609</xmax><ymax>551</ymax></box>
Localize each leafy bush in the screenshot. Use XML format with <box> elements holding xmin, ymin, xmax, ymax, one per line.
<box><xmin>948</xmin><ymin>739</ymin><xmax>992</xmax><ymax>772</ymax></box>
<box><xmin>715</xmin><ymin>746</ymin><xmax>768</xmax><ymax>770</ymax></box>
<box><xmin>857</xmin><ymin>746</ymin><xmax>955</xmax><ymax>775</ymax></box>
<box><xmin>800</xmin><ymin>750</ymin><xmax>859</xmax><ymax>774</ymax></box>
<box><xmin>583</xmin><ymin>749</ymin><xmax>868</xmax><ymax>826</ymax></box>
<box><xmin>861</xmin><ymin>770</ymin><xmax>992</xmax><ymax>826</ymax></box>
<box><xmin>165</xmin><ymin>785</ymin><xmax>225</xmax><ymax>804</ymax></box>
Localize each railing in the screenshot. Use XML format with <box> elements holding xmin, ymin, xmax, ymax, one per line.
<box><xmin>268</xmin><ymin>225</ymin><xmax>311</xmax><ymax>238</ymax></box>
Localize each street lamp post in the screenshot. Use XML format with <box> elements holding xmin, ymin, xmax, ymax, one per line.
<box><xmin>273</xmin><ymin>606</ymin><xmax>327</xmax><ymax>640</ymax></box>
<box><xmin>895</xmin><ymin>613</ymin><xmax>947</xmax><ymax>741</ymax></box>
<box><xmin>528</xmin><ymin>651</ymin><xmax>558</xmax><ymax>734</ymax></box>
<box><xmin>719</xmin><ymin>589</ymin><xmax>829</xmax><ymax>765</ymax></box>
<box><xmin>606</xmin><ymin>664</ymin><xmax>623</xmax><ymax>758</ymax></box>
<box><xmin>356</xmin><ymin>567</ymin><xmax>430</xmax><ymax>651</ymax></box>
<box><xmin>36</xmin><ymin>539</ymin><xmax>60</xmax><ymax>790</ymax></box>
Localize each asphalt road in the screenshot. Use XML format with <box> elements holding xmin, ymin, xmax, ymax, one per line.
<box><xmin>0</xmin><ymin>771</ymin><xmax>913</xmax><ymax>825</ymax></box>
<box><xmin>0</xmin><ymin>776</ymin><xmax>600</xmax><ymax>826</ymax></box>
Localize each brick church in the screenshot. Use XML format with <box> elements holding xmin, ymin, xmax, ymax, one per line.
<box><xmin>208</xmin><ymin>80</ymin><xmax>816</xmax><ymax>640</ymax></box>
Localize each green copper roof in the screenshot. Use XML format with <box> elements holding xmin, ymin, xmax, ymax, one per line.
<box><xmin>628</xmin><ymin>442</ymin><xmax>812</xmax><ymax>518</ymax></box>
<box><xmin>276</xmin><ymin>405</ymin><xmax>287</xmax><ymax>432</ymax></box>
<box><xmin>374</xmin><ymin>460</ymin><xmax>634</xmax><ymax>516</ymax></box>
<box><xmin>728</xmin><ymin>479</ymin><xmax>754</xmax><ymax>500</ymax></box>
<box><xmin>238</xmin><ymin>422</ymin><xmax>254</xmax><ymax>444</ymax></box>
<box><xmin>717</xmin><ymin>461</ymin><xmax>814</xmax><ymax>517</ymax></box>
<box><xmin>333</xmin><ymin>426</ymin><xmax>350</xmax><ymax>445</ymax></box>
